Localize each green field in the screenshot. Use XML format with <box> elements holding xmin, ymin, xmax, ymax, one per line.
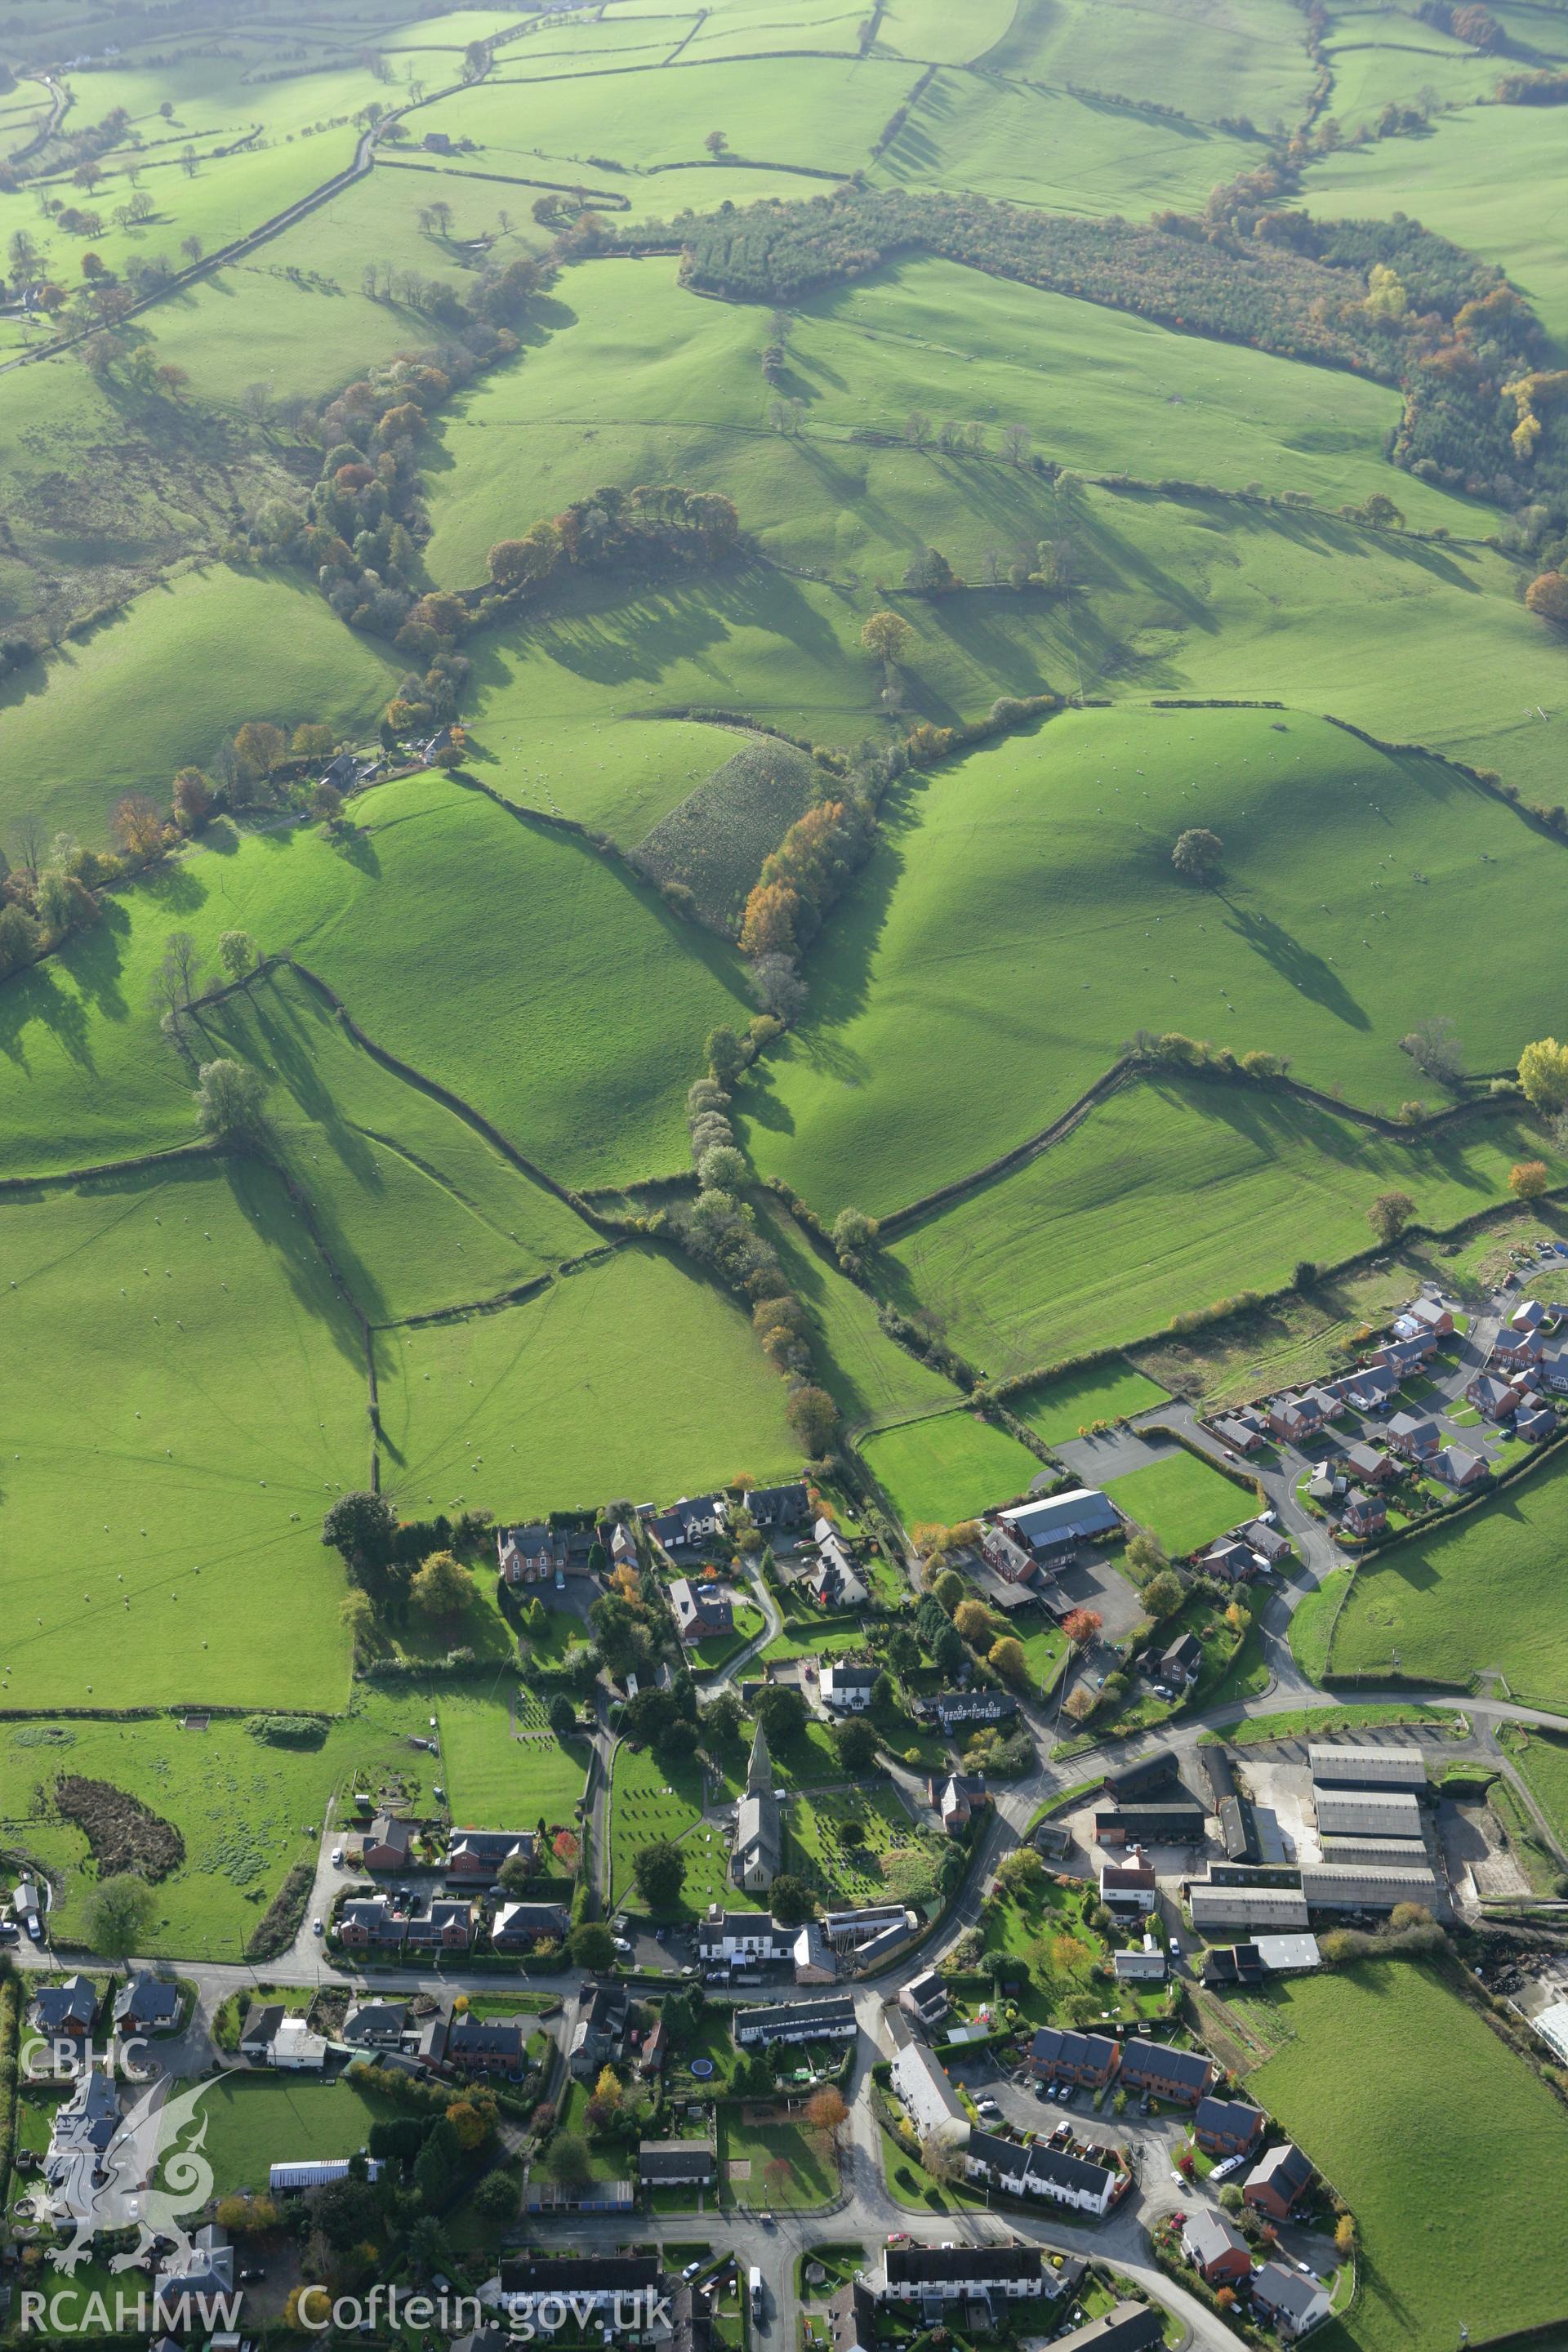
<box><xmin>859</xmin><ymin>1411</ymin><xmax>1043</xmax><ymax>1530</ymax></box>
<box><xmin>1503</xmin><ymin>1726</ymin><xmax>1568</xmax><ymax>1855</ymax></box>
<box><xmin>745</xmin><ymin>707</ymin><xmax>1568</xmax><ymax>1218</ymax></box>
<box><xmin>718</xmin><ymin>2113</ymin><xmax>837</xmax><ymax>2210</ymax></box>
<box><xmin>1013</xmin><ymin>1362</ymin><xmax>1170</xmax><ymax>1446</ymax></box>
<box><xmin>1250</xmin><ymin>1963</ymin><xmax>1568</xmax><ymax>2352</ymax></box>
<box><xmin>432</xmin><ymin>1684</ymin><xmax>590</xmax><ymax>1831</ymax></box>
<box><xmin>373</xmin><ymin>1246</ymin><xmax>800</xmax><ymax>1520</ymax></box>
<box><xmin>176</xmin><ymin>2073</ymin><xmax>395</xmax><ymax>2200</ymax></box>
<box><xmin>884</xmin><ymin>1082</ymin><xmax>1561</xmax><ymax>1383</ymax></box>
<box><xmin>1105</xmin><ymin>1450</ymin><xmax>1249</xmax><ymax>1557</ymax></box>
<box><xmin>608</xmin><ymin>1740</ymin><xmax>732</xmax><ymax>1915</ymax></box>
<box><xmin>1330</xmin><ymin>1449</ymin><xmax>1568</xmax><ymax>1707</ymax></box>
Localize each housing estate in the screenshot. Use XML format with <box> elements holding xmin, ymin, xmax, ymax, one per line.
<box><xmin>963</xmin><ymin>2128</ymin><xmax>1120</xmax><ymax>2217</ymax></box>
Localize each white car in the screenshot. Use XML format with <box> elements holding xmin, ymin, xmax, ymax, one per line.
<box><xmin>613</xmin><ymin>1936</ymin><xmax>634</xmax><ymax>1956</ymax></box>
<box><xmin>331</xmin><ymin>1847</ymin><xmax>343</xmax><ymax>1868</ymax></box>
<box><xmin>312</xmin><ymin>1918</ymin><xmax>324</xmax><ymax>1937</ymax></box>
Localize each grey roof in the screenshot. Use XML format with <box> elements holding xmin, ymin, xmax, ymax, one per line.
<box><xmin>113</xmin><ymin>1973</ymin><xmax>180</xmax><ymax>2029</ymax></box>
<box><xmin>1000</xmin><ymin>1488</ymin><xmax>1119</xmax><ymax>1548</ymax></box>
<box><xmin>638</xmin><ymin>2139</ymin><xmax>716</xmax><ymax>2179</ymax></box>
<box><xmin>1049</xmin><ymin>2303</ymin><xmax>1164</xmax><ymax>2352</ymax></box>
<box><xmin>1194</xmin><ymin>2094</ymin><xmax>1264</xmax><ymax>2145</ymax></box>
<box><xmin>1030</xmin><ymin>2025</ymin><xmax>1119</xmax><ymax>2076</ymax></box>
<box><xmin>1116</xmin><ymin>2039</ymin><xmax>1214</xmax><ymax>2093</ymax></box>
<box><xmin>886</xmin><ymin>2245</ymin><xmax>1044</xmax><ymax>2289</ymax></box>
<box><xmin>1246</xmin><ymin>2140</ymin><xmax>1314</xmax><ymax>2204</ymax></box>
<box><xmin>1182</xmin><ymin>2207</ymin><xmax>1249</xmax><ymax>2267</ymax></box>
<box><xmin>741</xmin><ymin>1994</ymin><xmax>856</xmax><ymax>2039</ymax></box>
<box><xmin>1252</xmin><ymin>2262</ymin><xmax>1328</xmax><ymax>2323</ymax></box>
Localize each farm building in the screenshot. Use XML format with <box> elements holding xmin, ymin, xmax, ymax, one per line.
<box><xmin>1190</xmin><ymin>1883</ymin><xmax>1310</xmax><ymax>1935</ymax></box>
<box><xmin>1095</xmin><ymin>1800</ymin><xmax>1206</xmax><ymax>1846</ymax></box>
<box><xmin>998</xmin><ymin>1488</ymin><xmax>1120</xmax><ymax>1557</ymax></box>
<box><xmin>1298</xmin><ymin>1861</ymin><xmax>1441</xmax><ymax>1910</ymax></box>
<box><xmin>1317</xmin><ymin>1834</ymin><xmax>1429</xmax><ymax>1869</ymax></box>
<box><xmin>1312</xmin><ymin>1787</ymin><xmax>1423</xmax><ymax>1839</ymax></box>
<box><xmin>1113</xmin><ymin>1941</ymin><xmax>1166</xmax><ymax>1983</ymax></box>
<box><xmin>1307</xmin><ymin>1743</ymin><xmax>1428</xmax><ymax>1791</ymax></box>
<box><xmin>1104</xmin><ymin>1749</ymin><xmax>1180</xmax><ymax>1802</ymax></box>
<box><xmin>271</xmin><ymin>2158</ymin><xmax>385</xmax><ymax>2191</ymax></box>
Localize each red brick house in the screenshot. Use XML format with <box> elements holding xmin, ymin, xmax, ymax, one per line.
<box><xmin>1245</xmin><ymin>2140</ymin><xmax>1315</xmax><ymax>2221</ymax></box>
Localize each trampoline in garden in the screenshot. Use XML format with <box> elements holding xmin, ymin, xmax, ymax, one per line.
<box><xmin>691</xmin><ymin>2059</ymin><xmax>715</xmax><ymax>2078</ymax></box>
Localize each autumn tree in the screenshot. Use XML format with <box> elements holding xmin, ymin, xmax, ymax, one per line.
<box><xmin>234</xmin><ymin>719</ymin><xmax>287</xmax><ymax>780</ymax></box>
<box><xmin>114</xmin><ymin>793</ymin><xmax>166</xmax><ymax>862</ymax></box>
<box><xmin>292</xmin><ymin>721</ymin><xmax>336</xmax><ymax>761</ymax></box>
<box><xmin>1172</xmin><ymin>826</ymin><xmax>1224</xmax><ymax>884</ymax></box>
<box><xmin>312</xmin><ymin>779</ymin><xmax>345</xmax><ymax>826</ymax></box>
<box><xmin>1511</xmin><ymin>1159</ymin><xmax>1551</xmax><ymax>1200</ymax></box>
<box><xmin>807</xmin><ymin>2086</ymin><xmax>849</xmax><ymax>2148</ymax></box>
<box><xmin>1367</xmin><ymin>1190</ymin><xmax>1417</xmax><ymax>1245</ymax></box>
<box><xmin>218</xmin><ymin>930</ymin><xmax>259</xmax><ymax>987</ymax></box>
<box><xmin>739</xmin><ymin>880</ymin><xmax>801</xmax><ymax>957</ymax></box>
<box><xmin>861</xmin><ymin>608</ymin><xmax>911</xmax><ymax>665</ymax></box>
<box><xmin>1061</xmin><ymin>1607</ymin><xmax>1102</xmax><ymax>1649</ymax></box>
<box><xmin>990</xmin><ymin>1635</ymin><xmax>1028</xmax><ymax>1686</ymax></box>
<box><xmin>171</xmin><ymin>767</ymin><xmax>212</xmax><ymax>831</ymax></box>
<box><xmin>1526</xmin><ymin>571</ymin><xmax>1568</xmax><ymax>625</ymax></box>
<box><xmin>954</xmin><ymin>1597</ymin><xmax>993</xmax><ymax>1643</ymax></box>
<box><xmin>1520</xmin><ymin>1037</ymin><xmax>1568</xmax><ymax>1113</ymax></box>
<box><xmin>1143</xmin><ymin>1569</ymin><xmax>1184</xmax><ymax>1619</ymax></box>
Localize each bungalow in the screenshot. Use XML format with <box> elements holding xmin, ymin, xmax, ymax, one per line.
<box><xmin>1160</xmin><ymin>1631</ymin><xmax>1203</xmax><ymax>1687</ymax></box>
<box><xmin>1343</xmin><ymin>1487</ymin><xmax>1386</xmax><ymax>1538</ymax></box>
<box><xmin>570</xmin><ymin>1980</ymin><xmax>628</xmax><ymax>2078</ymax></box>
<box><xmin>338</xmin><ymin>1896</ymin><xmax>405</xmax><ymax>1950</ymax></box>
<box><xmin>1517</xmin><ymin>1403</ymin><xmax>1557</xmax><ymax>1443</ymax></box>
<box><xmin>446</xmin><ymin>2016</ymin><xmax>528</xmax><ymax>2076</ymax></box>
<box><xmin>1193</xmin><ymin>2095</ymin><xmax>1266</xmax><ymax>2159</ymax></box>
<box><xmin>360</xmin><ymin>1814</ymin><xmax>415</xmax><ymax>1871</ymax></box>
<box><xmin>1343</xmin><ymin>1441</ymin><xmax>1393</xmax><ymax>1487</ymax></box>
<box><xmin>1098</xmin><ymin>1853</ymin><xmax>1158</xmax><ymax>1913</ymax></box>
<box><xmin>670</xmin><ymin>1578</ymin><xmax>733</xmax><ymax>1643</ymax></box>
<box><xmin>1116</xmin><ymin>2040</ymin><xmax>1217</xmax><ymax>2106</ymax></box>
<box><xmin>733</xmin><ymin>1994</ymin><xmax>856</xmax><ymax>2047</ymax></box>
<box><xmin>1437</xmin><ymin>1442</ymin><xmax>1490</xmax><ymax>1490</ymax></box>
<box><xmin>447</xmin><ymin>1829</ymin><xmax>536</xmax><ymax>1883</ymax></box>
<box><xmin>1245</xmin><ymin>2140</ymin><xmax>1315</xmax><ymax>2220</ymax></box>
<box><xmin>820</xmin><ymin>1660</ymin><xmax>878</xmax><ymax>1713</ymax></box>
<box><xmin>1250</xmin><ymin>2262</ymin><xmax>1332</xmax><ymax>2341</ymax></box>
<box><xmin>1468</xmin><ymin>1372</ymin><xmax>1519</xmax><ymax>1422</ymax></box>
<box><xmin>999</xmin><ymin>1487</ymin><xmax>1120</xmax><ymax>1558</ymax></box>
<box><xmin>498</xmin><ymin>2256</ymin><xmax>659</xmax><ymax>2316</ymax></box>
<box><xmin>1180</xmin><ymin>2208</ymin><xmax>1251</xmax><ymax>2288</ymax></box>
<box><xmin>341</xmin><ymin>2001</ymin><xmax>409</xmax><ymax>2050</ymax></box>
<box><xmin>929</xmin><ymin>1771</ymin><xmax>987</xmax><ymax>1834</ymax></box>
<box><xmin>1386</xmin><ymin>1413</ymin><xmax>1440</xmax><ymax>1462</ymax></box>
<box><xmin>963</xmin><ymin>2128</ymin><xmax>1117</xmax><ymax>2218</ymax></box>
<box><xmin>1201</xmin><ymin>1537</ymin><xmax>1255</xmax><ymax>1584</ymax></box>
<box><xmin>1211</xmin><ymin>1414</ymin><xmax>1264</xmax><ymax>1455</ymax></box>
<box><xmin>33</xmin><ymin>1976</ymin><xmax>99</xmax><ymax>2041</ymax></box>
<box><xmin>899</xmin><ymin>1968</ymin><xmax>951</xmax><ymax>2029</ymax></box>
<box><xmin>491</xmin><ymin>1900</ymin><xmax>570</xmax><ymax>1951</ymax></box>
<box><xmin>639</xmin><ymin>2140</ymin><xmax>716</xmax><ymax>2187</ymax></box>
<box><xmin>497</xmin><ymin>1522</ymin><xmax>563</xmax><ymax>1583</ymax></box>
<box><xmin>1266</xmin><ymin>1393</ymin><xmax>1325</xmax><ymax>1446</ymax></box>
<box><xmin>933</xmin><ymin>1690</ymin><xmax>1018</xmax><ymax>1732</ymax></box>
<box><xmin>403</xmin><ymin>1897</ymin><xmax>474</xmax><ymax>1952</ymax></box>
<box><xmin>112</xmin><ymin>1974</ymin><xmax>180</xmax><ymax>2035</ymax></box>
<box><xmin>1027</xmin><ymin>2025</ymin><xmax>1120</xmax><ymax>2092</ymax></box>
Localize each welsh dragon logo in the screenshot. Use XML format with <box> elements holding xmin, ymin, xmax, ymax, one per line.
<box><xmin>22</xmin><ymin>2072</ymin><xmax>216</xmax><ymax>2277</ymax></box>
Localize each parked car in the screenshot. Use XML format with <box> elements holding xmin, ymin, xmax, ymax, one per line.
<box><xmin>238</xmin><ymin>2269</ymin><xmax>265</xmax><ymax>2285</ymax></box>
<box><xmin>612</xmin><ymin>1936</ymin><xmax>633</xmax><ymax>1956</ymax></box>
<box><xmin>331</xmin><ymin>1847</ymin><xmax>343</xmax><ymax>1867</ymax></box>
<box><xmin>0</xmin><ymin>1924</ymin><xmax>18</xmax><ymax>1945</ymax></box>
<box><xmin>312</xmin><ymin>1918</ymin><xmax>324</xmax><ymax>1937</ymax></box>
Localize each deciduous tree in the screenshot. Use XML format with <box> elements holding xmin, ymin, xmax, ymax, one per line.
<box><xmin>1172</xmin><ymin>826</ymin><xmax>1224</xmax><ymax>884</ymax></box>
<box><xmin>409</xmin><ymin>1549</ymin><xmax>471</xmax><ymax>1617</ymax></box>
<box><xmin>194</xmin><ymin>1059</ymin><xmax>270</xmax><ymax>1151</ymax></box>
<box><xmin>1520</xmin><ymin>1037</ymin><xmax>1568</xmax><ymax>1113</ymax></box>
<box><xmin>633</xmin><ymin>1838</ymin><xmax>686</xmax><ymax>1909</ymax></box>
<box><xmin>1366</xmin><ymin>1189</ymin><xmax>1417</xmax><ymax>1245</ymax></box>
<box><xmin>860</xmin><ymin>609</ymin><xmax>911</xmax><ymax>664</ymax></box>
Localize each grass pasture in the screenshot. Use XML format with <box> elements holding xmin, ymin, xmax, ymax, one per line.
<box><xmin>882</xmin><ymin>1081</ymin><xmax>1562</xmax><ymax>1383</ymax></box>
<box><xmin>0</xmin><ymin>1160</ymin><xmax>365</xmax><ymax>1712</ymax></box>
<box><xmin>1250</xmin><ymin>1962</ymin><xmax>1568</xmax><ymax>2352</ymax></box>
<box><xmin>431</xmin><ymin>1684</ymin><xmax>590</xmax><ymax>1830</ymax></box>
<box><xmin>373</xmin><ymin>1245</ymin><xmax>800</xmax><ymax>1521</ymax></box>
<box><xmin>1329</xmin><ymin>1446</ymin><xmax>1568</xmax><ymax>1708</ymax></box>
<box><xmin>859</xmin><ymin>1411</ymin><xmax>1043</xmax><ymax>1530</ymax></box>
<box><xmin>743</xmin><ymin>706</ymin><xmax>1568</xmax><ymax>1218</ymax></box>
<box><xmin>1012</xmin><ymin>1362</ymin><xmax>1170</xmax><ymax>1446</ymax></box>
<box><xmin>172</xmin><ymin>2072</ymin><xmax>395</xmax><ymax>2201</ymax></box>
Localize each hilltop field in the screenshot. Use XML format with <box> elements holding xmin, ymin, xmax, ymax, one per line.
<box><xmin>0</xmin><ymin>0</ymin><xmax>1564</xmax><ymax>1706</ymax></box>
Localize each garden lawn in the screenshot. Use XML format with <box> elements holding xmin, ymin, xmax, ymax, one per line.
<box><xmin>1329</xmin><ymin>1446</ymin><xmax>1568</xmax><ymax>1707</ymax></box>
<box><xmin>1250</xmin><ymin>1962</ymin><xmax>1568</xmax><ymax>2352</ymax></box>
<box><xmin>689</xmin><ymin>1602</ymin><xmax>766</xmax><ymax>1673</ymax></box>
<box><xmin>883</xmin><ymin>1081</ymin><xmax>1561</xmax><ymax>1383</ymax></box>
<box><xmin>719</xmin><ymin>2115</ymin><xmax>836</xmax><ymax>2211</ymax></box>
<box><xmin>1104</xmin><ymin>1450</ymin><xmax>1248</xmax><ymax>1557</ymax></box>
<box><xmin>0</xmin><ymin>1160</ymin><xmax>366</xmax><ymax>1712</ymax></box>
<box><xmin>983</xmin><ymin>1874</ymin><xmax>1160</xmax><ymax>2028</ymax></box>
<box><xmin>859</xmin><ymin>1411</ymin><xmax>1041</xmax><ymax>1530</ymax></box>
<box><xmin>173</xmin><ymin>2073</ymin><xmax>397</xmax><ymax>2202</ymax></box>
<box><xmin>1012</xmin><ymin>1362</ymin><xmax>1170</xmax><ymax>1446</ymax></box>
<box><xmin>373</xmin><ymin>1247</ymin><xmax>798</xmax><ymax>1521</ymax></box>
<box><xmin>746</xmin><ymin>707</ymin><xmax>1568</xmax><ymax>1219</ymax></box>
